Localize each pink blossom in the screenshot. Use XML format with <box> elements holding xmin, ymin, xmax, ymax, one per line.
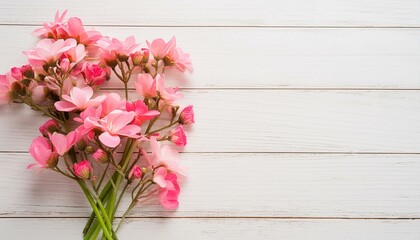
<box><xmin>179</xmin><ymin>105</ymin><xmax>195</xmax><ymax>125</ymax></box>
<box><xmin>146</xmin><ymin>37</ymin><xmax>176</xmax><ymax>60</ymax></box>
<box><xmin>28</xmin><ymin>136</ymin><xmax>58</xmax><ymax>169</ymax></box>
<box><xmin>24</xmin><ymin>38</ymin><xmax>77</xmax><ymax>72</ymax></box>
<box><xmin>0</xmin><ymin>73</ymin><xmax>17</xmax><ymax>105</ymax></box>
<box><xmin>49</xmin><ymin>131</ymin><xmax>77</xmax><ymax>156</ymax></box>
<box><xmin>148</xmin><ymin>137</ymin><xmax>186</xmax><ymax>176</ymax></box>
<box><xmin>126</xmin><ymin>100</ymin><xmax>160</xmax><ymax>125</ymax></box>
<box><xmin>84</xmin><ymin>110</ymin><xmax>141</xmax><ymax>148</ymax></box>
<box><xmin>155</xmin><ymin>74</ymin><xmax>183</xmax><ymax>103</ymax></box>
<box><xmin>129</xmin><ymin>165</ymin><xmax>143</xmax><ymax>179</ymax></box>
<box><xmin>62</xmin><ymin>17</ymin><xmax>102</xmax><ymax>47</ymax></box>
<box><xmin>39</xmin><ymin>119</ymin><xmax>60</xmax><ymax>136</ymax></box>
<box><xmin>73</xmin><ymin>160</ymin><xmax>92</xmax><ymax>179</ymax></box>
<box><xmin>169</xmin><ymin>125</ymin><xmax>187</xmax><ymax>146</ymax></box>
<box><xmin>134</xmin><ymin>73</ymin><xmax>157</xmax><ymax>98</ymax></box>
<box><xmin>92</xmin><ymin>149</ymin><xmax>108</xmax><ymax>163</ymax></box>
<box><xmin>97</xmin><ymin>36</ymin><xmax>139</xmax><ymax>66</ymax></box>
<box><xmin>11</xmin><ymin>65</ymin><xmax>33</xmax><ymax>81</ymax></box>
<box><xmin>32</xmin><ymin>10</ymin><xmax>68</xmax><ymax>38</ymax></box>
<box><xmin>55</xmin><ymin>86</ymin><xmax>106</xmax><ymax>112</ymax></box>
<box><xmin>158</xmin><ymin>172</ymin><xmax>180</xmax><ymax>210</ymax></box>
<box><xmin>130</xmin><ymin>48</ymin><xmax>149</xmax><ymax>66</ymax></box>
<box><xmin>100</xmin><ymin>93</ymin><xmax>126</xmax><ymax>116</ymax></box>
<box><xmin>147</xmin><ymin>37</ymin><xmax>192</xmax><ymax>72</ymax></box>
<box><xmin>83</xmin><ymin>63</ymin><xmax>109</xmax><ymax>86</ymax></box>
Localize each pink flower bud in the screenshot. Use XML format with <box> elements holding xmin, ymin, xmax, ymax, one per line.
<box><xmin>92</xmin><ymin>149</ymin><xmax>108</xmax><ymax>163</ymax></box>
<box><xmin>59</xmin><ymin>58</ymin><xmax>71</xmax><ymax>73</ymax></box>
<box><xmin>28</xmin><ymin>136</ymin><xmax>59</xmax><ymax>169</ymax></box>
<box><xmin>39</xmin><ymin>119</ymin><xmax>60</xmax><ymax>136</ymax></box>
<box><xmin>179</xmin><ymin>105</ymin><xmax>194</xmax><ymax>125</ymax></box>
<box><xmin>169</xmin><ymin>125</ymin><xmax>187</xmax><ymax>146</ymax></box>
<box><xmin>73</xmin><ymin>160</ymin><xmax>92</xmax><ymax>179</ymax></box>
<box><xmin>128</xmin><ymin>165</ymin><xmax>142</xmax><ymax>179</ymax></box>
<box><xmin>84</xmin><ymin>63</ymin><xmax>108</xmax><ymax>86</ymax></box>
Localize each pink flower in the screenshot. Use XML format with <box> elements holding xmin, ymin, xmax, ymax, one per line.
<box><xmin>134</xmin><ymin>73</ymin><xmax>157</xmax><ymax>98</ymax></box>
<box><xmin>179</xmin><ymin>105</ymin><xmax>195</xmax><ymax>125</ymax></box>
<box><xmin>84</xmin><ymin>110</ymin><xmax>141</xmax><ymax>148</ymax></box>
<box><xmin>73</xmin><ymin>160</ymin><xmax>92</xmax><ymax>179</ymax></box>
<box><xmin>169</xmin><ymin>125</ymin><xmax>187</xmax><ymax>146</ymax></box>
<box><xmin>24</xmin><ymin>38</ymin><xmax>77</xmax><ymax>72</ymax></box>
<box><xmin>100</xmin><ymin>93</ymin><xmax>126</xmax><ymax>116</ymax></box>
<box><xmin>55</xmin><ymin>86</ymin><xmax>106</xmax><ymax>112</ymax></box>
<box><xmin>28</xmin><ymin>136</ymin><xmax>58</xmax><ymax>169</ymax></box>
<box><xmin>126</xmin><ymin>100</ymin><xmax>160</xmax><ymax>125</ymax></box>
<box><xmin>97</xmin><ymin>36</ymin><xmax>139</xmax><ymax>66</ymax></box>
<box><xmin>62</xmin><ymin>17</ymin><xmax>102</xmax><ymax>47</ymax></box>
<box><xmin>0</xmin><ymin>73</ymin><xmax>17</xmax><ymax>105</ymax></box>
<box><xmin>148</xmin><ymin>137</ymin><xmax>186</xmax><ymax>176</ymax></box>
<box><xmin>32</xmin><ymin>10</ymin><xmax>68</xmax><ymax>38</ymax></box>
<box><xmin>129</xmin><ymin>165</ymin><xmax>143</xmax><ymax>179</ymax></box>
<box><xmin>83</xmin><ymin>63</ymin><xmax>109</xmax><ymax>86</ymax></box>
<box><xmin>39</xmin><ymin>119</ymin><xmax>60</xmax><ymax>136</ymax></box>
<box><xmin>92</xmin><ymin>149</ymin><xmax>108</xmax><ymax>163</ymax></box>
<box><xmin>158</xmin><ymin>172</ymin><xmax>180</xmax><ymax>210</ymax></box>
<box><xmin>130</xmin><ymin>48</ymin><xmax>149</xmax><ymax>66</ymax></box>
<box><xmin>156</xmin><ymin>74</ymin><xmax>183</xmax><ymax>103</ymax></box>
<box><xmin>49</xmin><ymin>131</ymin><xmax>77</xmax><ymax>156</ymax></box>
<box><xmin>11</xmin><ymin>65</ymin><xmax>33</xmax><ymax>81</ymax></box>
<box><xmin>147</xmin><ymin>37</ymin><xmax>192</xmax><ymax>72</ymax></box>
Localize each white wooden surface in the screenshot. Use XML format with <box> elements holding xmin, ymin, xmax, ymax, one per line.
<box><xmin>0</xmin><ymin>1</ymin><xmax>419</xmax><ymax>239</ymax></box>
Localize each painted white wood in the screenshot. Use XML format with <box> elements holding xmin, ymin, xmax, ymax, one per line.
<box><xmin>0</xmin><ymin>0</ymin><xmax>420</xmax><ymax>27</ymax></box>
<box><xmin>1</xmin><ymin>153</ymin><xmax>419</xmax><ymax>218</ymax></box>
<box><xmin>1</xmin><ymin>26</ymin><xmax>420</xmax><ymax>89</ymax></box>
<box><xmin>1</xmin><ymin>90</ymin><xmax>420</xmax><ymax>153</ymax></box>
<box><xmin>0</xmin><ymin>218</ymin><xmax>419</xmax><ymax>240</ymax></box>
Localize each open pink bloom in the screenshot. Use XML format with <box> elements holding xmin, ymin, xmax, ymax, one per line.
<box><xmin>126</xmin><ymin>100</ymin><xmax>160</xmax><ymax>125</ymax></box>
<box><xmin>49</xmin><ymin>131</ymin><xmax>77</xmax><ymax>156</ymax></box>
<box><xmin>158</xmin><ymin>172</ymin><xmax>180</xmax><ymax>210</ymax></box>
<box><xmin>73</xmin><ymin>160</ymin><xmax>92</xmax><ymax>179</ymax></box>
<box><xmin>155</xmin><ymin>74</ymin><xmax>183</xmax><ymax>103</ymax></box>
<box><xmin>63</xmin><ymin>43</ymin><xmax>86</xmax><ymax>66</ymax></box>
<box><xmin>179</xmin><ymin>105</ymin><xmax>195</xmax><ymax>125</ymax></box>
<box><xmin>147</xmin><ymin>37</ymin><xmax>192</xmax><ymax>72</ymax></box>
<box><xmin>84</xmin><ymin>110</ymin><xmax>141</xmax><ymax>148</ymax></box>
<box><xmin>134</xmin><ymin>73</ymin><xmax>157</xmax><ymax>98</ymax></box>
<box><xmin>0</xmin><ymin>73</ymin><xmax>17</xmax><ymax>105</ymax></box>
<box><xmin>24</xmin><ymin>38</ymin><xmax>77</xmax><ymax>72</ymax></box>
<box><xmin>55</xmin><ymin>86</ymin><xmax>106</xmax><ymax>112</ymax></box>
<box><xmin>83</xmin><ymin>63</ymin><xmax>109</xmax><ymax>86</ymax></box>
<box><xmin>39</xmin><ymin>119</ymin><xmax>60</xmax><ymax>136</ymax></box>
<box><xmin>32</xmin><ymin>10</ymin><xmax>68</xmax><ymax>38</ymax></box>
<box><xmin>169</xmin><ymin>125</ymin><xmax>187</xmax><ymax>146</ymax></box>
<box><xmin>148</xmin><ymin>137</ymin><xmax>186</xmax><ymax>176</ymax></box>
<box><xmin>129</xmin><ymin>165</ymin><xmax>143</xmax><ymax>179</ymax></box>
<box><xmin>62</xmin><ymin>17</ymin><xmax>102</xmax><ymax>46</ymax></box>
<box><xmin>97</xmin><ymin>36</ymin><xmax>139</xmax><ymax>66</ymax></box>
<box><xmin>100</xmin><ymin>93</ymin><xmax>126</xmax><ymax>116</ymax></box>
<box><xmin>28</xmin><ymin>136</ymin><xmax>58</xmax><ymax>169</ymax></box>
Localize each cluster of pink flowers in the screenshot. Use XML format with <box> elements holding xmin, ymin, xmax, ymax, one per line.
<box><xmin>0</xmin><ymin>11</ymin><xmax>194</xmax><ymax>240</ymax></box>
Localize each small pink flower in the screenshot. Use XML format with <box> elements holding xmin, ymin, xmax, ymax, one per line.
<box><xmin>156</xmin><ymin>74</ymin><xmax>183</xmax><ymax>103</ymax></box>
<box><xmin>146</xmin><ymin>37</ymin><xmax>176</xmax><ymax>60</ymax></box>
<box><xmin>92</xmin><ymin>149</ymin><xmax>108</xmax><ymax>163</ymax></box>
<box><xmin>98</xmin><ymin>36</ymin><xmax>139</xmax><ymax>66</ymax></box>
<box><xmin>24</xmin><ymin>38</ymin><xmax>78</xmax><ymax>73</ymax></box>
<box><xmin>28</xmin><ymin>136</ymin><xmax>58</xmax><ymax>169</ymax></box>
<box><xmin>49</xmin><ymin>131</ymin><xmax>77</xmax><ymax>156</ymax></box>
<box><xmin>179</xmin><ymin>105</ymin><xmax>195</xmax><ymax>125</ymax></box>
<box><xmin>55</xmin><ymin>86</ymin><xmax>106</xmax><ymax>112</ymax></box>
<box><xmin>83</xmin><ymin>63</ymin><xmax>109</xmax><ymax>86</ymax></box>
<box><xmin>130</xmin><ymin>48</ymin><xmax>149</xmax><ymax>66</ymax></box>
<box><xmin>129</xmin><ymin>165</ymin><xmax>143</xmax><ymax>179</ymax></box>
<box><xmin>158</xmin><ymin>172</ymin><xmax>180</xmax><ymax>210</ymax></box>
<box><xmin>73</xmin><ymin>160</ymin><xmax>92</xmax><ymax>179</ymax></box>
<box><xmin>169</xmin><ymin>125</ymin><xmax>187</xmax><ymax>146</ymax></box>
<box><xmin>148</xmin><ymin>137</ymin><xmax>186</xmax><ymax>176</ymax></box>
<box><xmin>84</xmin><ymin>110</ymin><xmax>141</xmax><ymax>148</ymax></box>
<box><xmin>126</xmin><ymin>100</ymin><xmax>160</xmax><ymax>125</ymax></box>
<box><xmin>11</xmin><ymin>65</ymin><xmax>33</xmax><ymax>81</ymax></box>
<box><xmin>134</xmin><ymin>73</ymin><xmax>157</xmax><ymax>98</ymax></box>
<box><xmin>39</xmin><ymin>119</ymin><xmax>60</xmax><ymax>136</ymax></box>
<box><xmin>0</xmin><ymin>73</ymin><xmax>17</xmax><ymax>105</ymax></box>
<box><xmin>32</xmin><ymin>10</ymin><xmax>68</xmax><ymax>38</ymax></box>
<box><xmin>100</xmin><ymin>93</ymin><xmax>126</xmax><ymax>116</ymax></box>
<box><xmin>147</xmin><ymin>37</ymin><xmax>192</xmax><ymax>72</ymax></box>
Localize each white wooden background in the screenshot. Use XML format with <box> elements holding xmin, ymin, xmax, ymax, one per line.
<box><xmin>0</xmin><ymin>1</ymin><xmax>420</xmax><ymax>239</ymax></box>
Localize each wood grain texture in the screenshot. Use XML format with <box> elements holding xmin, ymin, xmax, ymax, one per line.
<box><xmin>1</xmin><ymin>218</ymin><xmax>419</xmax><ymax>240</ymax></box>
<box><xmin>1</xmin><ymin>26</ymin><xmax>420</xmax><ymax>89</ymax></box>
<box><xmin>0</xmin><ymin>0</ymin><xmax>420</xmax><ymax>27</ymax></box>
<box><xmin>1</xmin><ymin>153</ymin><xmax>419</xmax><ymax>218</ymax></box>
<box><xmin>1</xmin><ymin>90</ymin><xmax>420</xmax><ymax>153</ymax></box>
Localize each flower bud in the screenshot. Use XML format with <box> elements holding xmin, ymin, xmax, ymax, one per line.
<box><xmin>84</xmin><ymin>146</ymin><xmax>95</xmax><ymax>154</ymax></box>
<box><xmin>73</xmin><ymin>160</ymin><xmax>92</xmax><ymax>179</ymax></box>
<box><xmin>179</xmin><ymin>105</ymin><xmax>195</xmax><ymax>125</ymax></box>
<box><xmin>169</xmin><ymin>125</ymin><xmax>187</xmax><ymax>146</ymax></box>
<box><xmin>84</xmin><ymin>63</ymin><xmax>108</xmax><ymax>86</ymax></box>
<box><xmin>39</xmin><ymin>119</ymin><xmax>60</xmax><ymax>136</ymax></box>
<box><xmin>128</xmin><ymin>165</ymin><xmax>142</xmax><ymax>180</ymax></box>
<box><xmin>92</xmin><ymin>149</ymin><xmax>108</xmax><ymax>163</ymax></box>
<box><xmin>130</xmin><ymin>52</ymin><xmax>143</xmax><ymax>66</ymax></box>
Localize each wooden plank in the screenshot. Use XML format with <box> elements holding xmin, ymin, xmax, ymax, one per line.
<box><xmin>1</xmin><ymin>26</ymin><xmax>420</xmax><ymax>89</ymax></box>
<box><xmin>1</xmin><ymin>153</ymin><xmax>419</xmax><ymax>217</ymax></box>
<box><xmin>0</xmin><ymin>218</ymin><xmax>419</xmax><ymax>240</ymax></box>
<box><xmin>1</xmin><ymin>90</ymin><xmax>420</xmax><ymax>153</ymax></box>
<box><xmin>0</xmin><ymin>0</ymin><xmax>420</xmax><ymax>27</ymax></box>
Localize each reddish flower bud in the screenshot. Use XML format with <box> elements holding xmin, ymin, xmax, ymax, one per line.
<box><xmin>169</xmin><ymin>125</ymin><xmax>187</xmax><ymax>146</ymax></box>
<box><xmin>179</xmin><ymin>105</ymin><xmax>195</xmax><ymax>125</ymax></box>
<box><xmin>73</xmin><ymin>160</ymin><xmax>92</xmax><ymax>179</ymax></box>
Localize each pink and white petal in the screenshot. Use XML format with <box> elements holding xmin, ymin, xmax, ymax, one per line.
<box><xmin>54</xmin><ymin>101</ymin><xmax>77</xmax><ymax>112</ymax></box>
<box><xmin>99</xmin><ymin>132</ymin><xmax>121</xmax><ymax>148</ymax></box>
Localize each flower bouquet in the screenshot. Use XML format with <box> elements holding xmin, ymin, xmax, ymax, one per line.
<box><xmin>0</xmin><ymin>10</ymin><xmax>194</xmax><ymax>239</ymax></box>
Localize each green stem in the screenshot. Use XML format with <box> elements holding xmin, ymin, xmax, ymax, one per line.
<box><xmin>147</xmin><ymin>120</ymin><xmax>179</xmax><ymax>136</ymax></box>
